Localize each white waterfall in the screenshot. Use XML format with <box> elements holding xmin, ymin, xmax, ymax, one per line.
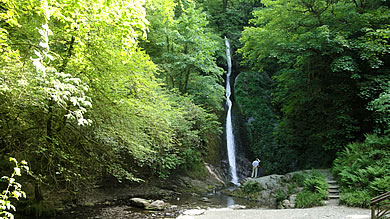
<box><xmin>224</xmin><ymin>37</ymin><xmax>239</xmax><ymax>185</ymax></box>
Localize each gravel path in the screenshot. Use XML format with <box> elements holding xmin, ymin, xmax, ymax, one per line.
<box><xmin>177</xmin><ymin>206</ymin><xmax>371</xmax><ymax>219</ymax></box>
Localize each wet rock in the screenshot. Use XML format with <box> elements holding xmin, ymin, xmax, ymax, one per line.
<box><xmin>129</xmin><ymin>198</ymin><xmax>151</xmax><ymax>208</ymax></box>
<box><xmin>200</xmin><ymin>197</ymin><xmax>210</xmax><ymax>202</ymax></box>
<box><xmin>84</xmin><ymin>202</ymin><xmax>95</xmax><ymax>207</ymax></box>
<box><xmin>103</xmin><ymin>201</ymin><xmax>112</xmax><ymax>206</ymax></box>
<box><xmin>145</xmin><ymin>200</ymin><xmax>166</xmax><ymax>211</ymax></box>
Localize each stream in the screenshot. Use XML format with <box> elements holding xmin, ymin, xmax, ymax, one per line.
<box><xmin>37</xmin><ymin>188</ymin><xmax>264</xmax><ymax>219</ymax></box>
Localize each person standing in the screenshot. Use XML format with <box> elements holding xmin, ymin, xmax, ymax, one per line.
<box><xmin>251</xmin><ymin>158</ymin><xmax>260</xmax><ymax>178</ymax></box>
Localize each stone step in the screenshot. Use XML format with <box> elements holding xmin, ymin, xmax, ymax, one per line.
<box><xmin>329</xmin><ymin>188</ymin><xmax>339</xmax><ymax>193</ymax></box>
<box><xmin>327</xmin><ymin>180</ymin><xmax>337</xmax><ymax>184</ymax></box>
<box><xmin>329</xmin><ymin>195</ymin><xmax>340</xmax><ymax>199</ymax></box>
<box><xmin>328</xmin><ymin>184</ymin><xmax>339</xmax><ymax>189</ymax></box>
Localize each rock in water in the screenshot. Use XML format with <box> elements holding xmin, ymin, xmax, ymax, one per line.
<box><xmin>129</xmin><ymin>198</ymin><xmax>151</xmax><ymax>208</ymax></box>
<box><xmin>146</xmin><ymin>200</ymin><xmax>166</xmax><ymax>211</ymax></box>
<box><xmin>200</xmin><ymin>197</ymin><xmax>210</xmax><ymax>202</ymax></box>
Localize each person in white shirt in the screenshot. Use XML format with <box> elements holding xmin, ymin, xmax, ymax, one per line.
<box><xmin>251</xmin><ymin>158</ymin><xmax>260</xmax><ymax>178</ymax></box>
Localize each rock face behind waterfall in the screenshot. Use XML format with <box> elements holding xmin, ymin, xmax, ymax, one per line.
<box><xmin>234</xmin><ymin>71</ymin><xmax>280</xmax><ymax>174</ymax></box>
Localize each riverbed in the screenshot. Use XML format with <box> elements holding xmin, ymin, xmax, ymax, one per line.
<box><xmin>50</xmin><ymin>188</ymin><xmax>264</xmax><ymax>219</ymax></box>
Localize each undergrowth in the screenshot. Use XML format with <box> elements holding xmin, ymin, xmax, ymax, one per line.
<box><xmin>333</xmin><ymin>134</ymin><xmax>390</xmax><ymax>207</ymax></box>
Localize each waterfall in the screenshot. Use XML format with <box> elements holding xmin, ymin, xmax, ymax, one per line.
<box><xmin>224</xmin><ymin>37</ymin><xmax>239</xmax><ymax>185</ymax></box>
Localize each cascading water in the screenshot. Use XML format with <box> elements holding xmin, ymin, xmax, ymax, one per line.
<box><xmin>224</xmin><ymin>37</ymin><xmax>239</xmax><ymax>185</ymax></box>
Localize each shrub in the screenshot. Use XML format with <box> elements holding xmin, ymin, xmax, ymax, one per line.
<box><xmin>291</xmin><ymin>172</ymin><xmax>306</xmax><ymax>187</ymax></box>
<box><xmin>287</xmin><ymin>183</ymin><xmax>297</xmax><ymax>194</ymax></box>
<box><xmin>295</xmin><ymin>171</ymin><xmax>328</xmax><ymax>208</ymax></box>
<box><xmin>303</xmin><ymin>175</ymin><xmax>328</xmax><ymax>200</ymax></box>
<box><xmin>339</xmin><ymin>190</ymin><xmax>371</xmax><ymax>208</ymax></box>
<box><xmin>296</xmin><ymin>191</ymin><xmax>324</xmax><ymax>208</ymax></box>
<box><xmin>369</xmin><ymin>175</ymin><xmax>390</xmax><ymax>195</ymax></box>
<box><xmin>333</xmin><ymin>134</ymin><xmax>390</xmax><ymax>201</ymax></box>
<box><xmin>274</xmin><ymin>189</ymin><xmax>288</xmax><ymax>205</ymax></box>
<box><xmin>1</xmin><ymin>158</ymin><xmax>30</xmax><ymax>219</ymax></box>
<box><xmin>241</xmin><ymin>180</ymin><xmax>263</xmax><ymax>194</ymax></box>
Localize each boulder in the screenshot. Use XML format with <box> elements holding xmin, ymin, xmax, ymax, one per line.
<box><xmin>145</xmin><ymin>200</ymin><xmax>166</xmax><ymax>211</ymax></box>
<box><xmin>200</xmin><ymin>197</ymin><xmax>210</xmax><ymax>202</ymax></box>
<box><xmin>129</xmin><ymin>198</ymin><xmax>151</xmax><ymax>208</ymax></box>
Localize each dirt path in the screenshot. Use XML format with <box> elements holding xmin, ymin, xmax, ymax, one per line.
<box><xmin>178</xmin><ymin>206</ymin><xmax>371</xmax><ymax>219</ymax></box>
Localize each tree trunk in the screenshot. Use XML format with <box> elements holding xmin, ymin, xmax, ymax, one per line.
<box><xmin>223</xmin><ymin>0</ymin><xmax>228</xmax><ymax>12</ymax></box>
<box><xmin>183</xmin><ymin>67</ymin><xmax>190</xmax><ymax>94</ymax></box>
<box><xmin>46</xmin><ymin>99</ymin><xmax>54</xmax><ymax>142</ymax></box>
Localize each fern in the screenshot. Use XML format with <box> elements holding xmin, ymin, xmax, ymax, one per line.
<box><xmin>369</xmin><ymin>176</ymin><xmax>390</xmax><ymax>194</ymax></box>
<box><xmin>333</xmin><ymin>134</ymin><xmax>390</xmax><ymax>198</ymax></box>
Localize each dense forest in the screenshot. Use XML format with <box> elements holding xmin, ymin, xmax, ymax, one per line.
<box><xmin>0</xmin><ymin>0</ymin><xmax>389</xmax><ymax>216</ymax></box>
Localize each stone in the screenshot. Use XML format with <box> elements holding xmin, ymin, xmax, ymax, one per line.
<box><xmin>84</xmin><ymin>202</ymin><xmax>95</xmax><ymax>207</ymax></box>
<box><xmin>56</xmin><ymin>207</ymin><xmax>65</xmax><ymax>212</ymax></box>
<box><xmin>200</xmin><ymin>197</ymin><xmax>210</xmax><ymax>202</ymax></box>
<box><xmin>229</xmin><ymin>204</ymin><xmax>246</xmax><ymax>209</ymax></box>
<box><xmin>182</xmin><ymin>209</ymin><xmax>206</xmax><ymax>216</ymax></box>
<box><xmin>282</xmin><ymin>200</ymin><xmax>290</xmax><ymax>208</ymax></box>
<box><xmin>129</xmin><ymin>198</ymin><xmax>151</xmax><ymax>208</ymax></box>
<box><xmin>289</xmin><ymin>194</ymin><xmax>297</xmax><ymax>208</ymax></box>
<box><xmin>146</xmin><ymin>200</ymin><xmax>166</xmax><ymax>211</ymax></box>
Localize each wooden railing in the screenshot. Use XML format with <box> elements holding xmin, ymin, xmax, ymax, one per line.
<box><xmin>370</xmin><ymin>191</ymin><xmax>390</xmax><ymax>219</ymax></box>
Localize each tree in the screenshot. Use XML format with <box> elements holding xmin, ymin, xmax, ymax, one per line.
<box><xmin>1</xmin><ymin>1</ymin><xmax>225</xmax><ymax>203</ymax></box>
<box><xmin>144</xmin><ymin>0</ymin><xmax>225</xmax><ymax>112</ymax></box>
<box><xmin>239</xmin><ymin>0</ymin><xmax>390</xmax><ymax>171</ymax></box>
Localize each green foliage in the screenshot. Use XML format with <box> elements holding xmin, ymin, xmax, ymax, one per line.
<box><xmin>0</xmin><ymin>158</ymin><xmax>30</xmax><ymax>219</ymax></box>
<box><xmin>144</xmin><ymin>0</ymin><xmax>224</xmax><ymax>113</ymax></box>
<box><xmin>368</xmin><ymin>81</ymin><xmax>390</xmax><ymax>134</ymax></box>
<box><xmin>241</xmin><ymin>180</ymin><xmax>263</xmax><ymax>194</ymax></box>
<box><xmin>291</xmin><ymin>173</ymin><xmax>306</xmax><ymax>187</ymax></box>
<box><xmin>200</xmin><ymin>0</ymin><xmax>263</xmax><ymax>52</ymax></box>
<box><xmin>294</xmin><ymin>171</ymin><xmax>328</xmax><ymax>208</ymax></box>
<box><xmin>295</xmin><ymin>191</ymin><xmax>324</xmax><ymax>208</ymax></box>
<box><xmin>339</xmin><ymin>190</ymin><xmax>371</xmax><ymax>208</ymax></box>
<box><xmin>0</xmin><ymin>0</ymin><xmax>223</xmax><ymax>201</ymax></box>
<box><xmin>180</xmin><ymin>149</ymin><xmax>206</xmax><ymax>179</ymax></box>
<box><xmin>274</xmin><ymin>189</ymin><xmax>288</xmax><ymax>204</ymax></box>
<box><xmin>369</xmin><ymin>175</ymin><xmax>390</xmax><ymax>195</ymax></box>
<box><xmin>239</xmin><ymin>0</ymin><xmax>390</xmax><ymax>172</ymax></box>
<box><xmin>303</xmin><ymin>175</ymin><xmax>328</xmax><ymax>200</ymax></box>
<box><xmin>23</xmin><ymin>201</ymin><xmax>57</xmax><ymax>218</ymax></box>
<box><xmin>333</xmin><ymin>134</ymin><xmax>390</xmax><ymax>197</ymax></box>
<box><xmin>234</xmin><ymin>71</ymin><xmax>281</xmax><ymax>173</ymax></box>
